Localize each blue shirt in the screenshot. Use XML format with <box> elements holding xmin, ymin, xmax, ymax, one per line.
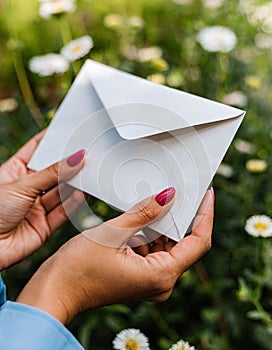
<box><xmin>0</xmin><ymin>276</ymin><xmax>84</xmax><ymax>350</ymax></box>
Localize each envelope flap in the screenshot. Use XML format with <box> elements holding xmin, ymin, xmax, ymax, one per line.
<box><xmin>85</xmin><ymin>59</ymin><xmax>244</xmax><ymax>140</ymax></box>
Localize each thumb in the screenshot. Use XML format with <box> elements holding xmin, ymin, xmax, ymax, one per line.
<box><xmin>19</xmin><ymin>150</ymin><xmax>85</xmax><ymax>195</ymax></box>
<box><xmin>83</xmin><ymin>187</ymin><xmax>176</xmax><ymax>248</ymax></box>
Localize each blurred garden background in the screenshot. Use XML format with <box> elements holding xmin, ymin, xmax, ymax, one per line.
<box><xmin>1</xmin><ymin>0</ymin><xmax>272</xmax><ymax>349</ymax></box>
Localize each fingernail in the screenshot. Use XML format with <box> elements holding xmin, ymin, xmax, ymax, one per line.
<box><xmin>210</xmin><ymin>187</ymin><xmax>215</xmax><ymax>200</ymax></box>
<box><xmin>67</xmin><ymin>150</ymin><xmax>85</xmax><ymax>167</ymax></box>
<box><xmin>155</xmin><ymin>187</ymin><xmax>176</xmax><ymax>206</ymax></box>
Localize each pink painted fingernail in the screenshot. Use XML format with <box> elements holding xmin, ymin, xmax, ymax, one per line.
<box><xmin>155</xmin><ymin>187</ymin><xmax>176</xmax><ymax>206</ymax></box>
<box><xmin>67</xmin><ymin>150</ymin><xmax>85</xmax><ymax>167</ymax></box>
<box><xmin>210</xmin><ymin>187</ymin><xmax>215</xmax><ymax>200</ymax></box>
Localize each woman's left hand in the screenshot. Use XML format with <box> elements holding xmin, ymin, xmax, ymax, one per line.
<box><xmin>17</xmin><ymin>188</ymin><xmax>214</xmax><ymax>324</ymax></box>
<box><xmin>0</xmin><ymin>131</ymin><xmax>85</xmax><ymax>271</ymax></box>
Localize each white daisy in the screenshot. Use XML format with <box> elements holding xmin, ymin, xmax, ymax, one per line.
<box><xmin>0</xmin><ymin>98</ymin><xmax>18</xmax><ymax>113</ymax></box>
<box><xmin>245</xmin><ymin>3</ymin><xmax>272</xmax><ymax>26</ymax></box>
<box><xmin>202</xmin><ymin>0</ymin><xmax>224</xmax><ymax>9</ymax></box>
<box><xmin>246</xmin><ymin>159</ymin><xmax>268</xmax><ymax>173</ymax></box>
<box><xmin>38</xmin><ymin>0</ymin><xmax>76</xmax><ymax>19</ymax></box>
<box><xmin>103</xmin><ymin>14</ymin><xmax>124</xmax><ymax>29</ymax></box>
<box><xmin>197</xmin><ymin>26</ymin><xmax>237</xmax><ymax>53</ymax></box>
<box><xmin>172</xmin><ymin>0</ymin><xmax>194</xmax><ymax>5</ymax></box>
<box><xmin>216</xmin><ymin>163</ymin><xmax>234</xmax><ymax>178</ymax></box>
<box><xmin>122</xmin><ymin>45</ymin><xmax>139</xmax><ymax>60</ymax></box>
<box><xmin>126</xmin><ymin>16</ymin><xmax>145</xmax><ymax>29</ymax></box>
<box><xmin>61</xmin><ymin>35</ymin><xmax>93</xmax><ymax>62</ymax></box>
<box><xmin>255</xmin><ymin>33</ymin><xmax>272</xmax><ymax>50</ymax></box>
<box><xmin>29</xmin><ymin>53</ymin><xmax>69</xmax><ymax>77</ymax></box>
<box><xmin>238</xmin><ymin>0</ymin><xmax>256</xmax><ymax>16</ymax></box>
<box><xmin>169</xmin><ymin>339</ymin><xmax>197</xmax><ymax>350</ymax></box>
<box><xmin>223</xmin><ymin>91</ymin><xmax>247</xmax><ymax>107</ymax></box>
<box><xmin>245</xmin><ymin>215</ymin><xmax>272</xmax><ymax>238</ymax></box>
<box><xmin>137</xmin><ymin>46</ymin><xmax>163</xmax><ymax>62</ymax></box>
<box><xmin>262</xmin><ymin>17</ymin><xmax>272</xmax><ymax>34</ymax></box>
<box><xmin>234</xmin><ymin>139</ymin><xmax>255</xmax><ymax>154</ymax></box>
<box><xmin>122</xmin><ymin>45</ymin><xmax>163</xmax><ymax>62</ymax></box>
<box><xmin>113</xmin><ymin>328</ymin><xmax>150</xmax><ymax>350</ymax></box>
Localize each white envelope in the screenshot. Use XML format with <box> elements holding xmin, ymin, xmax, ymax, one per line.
<box><xmin>28</xmin><ymin>59</ymin><xmax>245</xmax><ymax>241</ymax></box>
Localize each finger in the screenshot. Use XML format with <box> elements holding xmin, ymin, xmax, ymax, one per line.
<box><xmin>142</xmin><ymin>227</ymin><xmax>171</xmax><ymax>252</ymax></box>
<box><xmin>41</xmin><ymin>183</ymin><xmax>75</xmax><ymax>213</ymax></box>
<box><xmin>165</xmin><ymin>239</ymin><xmax>176</xmax><ymax>252</ymax></box>
<box><xmin>47</xmin><ymin>189</ymin><xmax>86</xmax><ymax>233</ymax></box>
<box><xmin>170</xmin><ymin>189</ymin><xmax>214</xmax><ymax>273</ymax></box>
<box><xmin>150</xmin><ymin>235</ymin><xmax>169</xmax><ymax>253</ymax></box>
<box><xmin>128</xmin><ymin>234</ymin><xmax>151</xmax><ymax>256</ymax></box>
<box><xmin>0</xmin><ymin>130</ymin><xmax>46</xmax><ymax>184</ymax></box>
<box><xmin>17</xmin><ymin>150</ymin><xmax>85</xmax><ymax>196</ymax></box>
<box><xmin>83</xmin><ymin>187</ymin><xmax>176</xmax><ymax>248</ymax></box>
<box><xmin>14</xmin><ymin>129</ymin><xmax>46</xmax><ymax>164</ymax></box>
<box><xmin>110</xmin><ymin>187</ymin><xmax>176</xmax><ymax>230</ymax></box>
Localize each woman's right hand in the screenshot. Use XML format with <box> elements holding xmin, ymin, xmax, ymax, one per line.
<box><xmin>17</xmin><ymin>187</ymin><xmax>214</xmax><ymax>325</ymax></box>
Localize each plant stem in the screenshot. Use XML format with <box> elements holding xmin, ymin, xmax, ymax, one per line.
<box><xmin>253</xmin><ymin>298</ymin><xmax>272</xmax><ymax>327</ymax></box>
<box><xmin>8</xmin><ymin>0</ymin><xmax>44</xmax><ymax>129</ymax></box>
<box><xmin>59</xmin><ymin>16</ymin><xmax>73</xmax><ymax>43</ymax></box>
<box><xmin>149</xmin><ymin>305</ymin><xmax>178</xmax><ymax>341</ymax></box>
<box><xmin>194</xmin><ymin>262</ymin><xmax>212</xmax><ymax>291</ymax></box>
<box><xmin>59</xmin><ymin>16</ymin><xmax>79</xmax><ymax>76</ymax></box>
<box><xmin>12</xmin><ymin>52</ymin><xmax>45</xmax><ymax>129</ymax></box>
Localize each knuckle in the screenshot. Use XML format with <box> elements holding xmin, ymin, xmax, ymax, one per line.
<box><xmin>44</xmin><ymin>163</ymin><xmax>60</xmax><ymax>183</ymax></box>
<box><xmin>40</xmin><ymin>164</ymin><xmax>59</xmax><ymax>182</ymax></box>
<box><xmin>137</xmin><ymin>204</ymin><xmax>157</xmax><ymax>224</ymax></box>
<box><xmin>204</xmin><ymin>237</ymin><xmax>212</xmax><ymax>252</ymax></box>
<box><xmin>49</xmin><ymin>163</ymin><xmax>59</xmax><ymax>178</ymax></box>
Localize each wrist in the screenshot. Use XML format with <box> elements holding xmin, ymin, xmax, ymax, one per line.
<box><xmin>16</xmin><ymin>257</ymin><xmax>75</xmax><ymax>325</ymax></box>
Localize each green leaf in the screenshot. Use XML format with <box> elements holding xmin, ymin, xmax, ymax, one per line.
<box><xmin>247</xmin><ymin>310</ymin><xmax>264</xmax><ymax>321</ymax></box>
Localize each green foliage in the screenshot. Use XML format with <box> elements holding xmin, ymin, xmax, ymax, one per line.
<box><xmin>1</xmin><ymin>0</ymin><xmax>272</xmax><ymax>349</ymax></box>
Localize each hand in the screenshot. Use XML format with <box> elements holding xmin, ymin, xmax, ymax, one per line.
<box><xmin>0</xmin><ymin>130</ymin><xmax>85</xmax><ymax>271</ymax></box>
<box><xmin>17</xmin><ymin>187</ymin><xmax>214</xmax><ymax>324</ymax></box>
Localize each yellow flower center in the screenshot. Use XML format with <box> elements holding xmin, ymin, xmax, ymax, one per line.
<box><xmin>254</xmin><ymin>222</ymin><xmax>268</xmax><ymax>231</ymax></box>
<box><xmin>72</xmin><ymin>44</ymin><xmax>82</xmax><ymax>54</ymax></box>
<box><xmin>125</xmin><ymin>339</ymin><xmax>139</xmax><ymax>350</ymax></box>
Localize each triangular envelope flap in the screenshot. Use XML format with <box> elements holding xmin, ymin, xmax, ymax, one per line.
<box><xmin>85</xmin><ymin>59</ymin><xmax>244</xmax><ymax>140</ymax></box>
<box><xmin>28</xmin><ymin>61</ymin><xmax>107</xmax><ymax>171</ymax></box>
